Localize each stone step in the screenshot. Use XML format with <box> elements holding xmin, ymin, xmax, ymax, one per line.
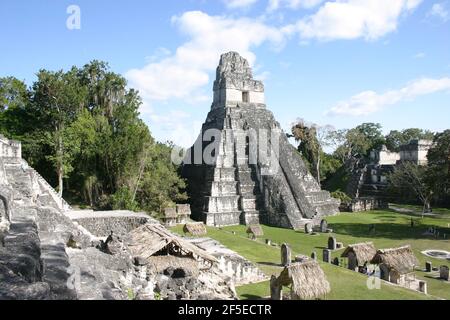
<box><xmin>206</xmin><ymin>167</ymin><xmax>236</xmax><ymax>182</ymax></box>
<box><xmin>240</xmin><ymin>211</ymin><xmax>262</xmax><ymax>225</ymax></box>
<box><xmin>236</xmin><ymin>172</ymin><xmax>257</xmax><ymax>185</ymax></box>
<box><xmin>238</xmin><ymin>183</ymin><xmax>260</xmax><ymax>195</ymax></box>
<box><xmin>215</xmin><ymin>154</ymin><xmax>235</xmax><ymax>168</ymax></box>
<box><xmin>312</xmin><ymin>201</ymin><xmax>340</xmax><ymax>217</ymax></box>
<box><xmin>239</xmin><ymin>196</ymin><xmax>263</xmax><ymax>211</ymax></box>
<box><xmin>209</xmin><ymin>181</ymin><xmax>238</xmax><ymax>196</ymax></box>
<box><xmin>203</xmin><ymin>195</ymin><xmax>240</xmax><ymax>213</ymax></box>
<box><xmin>204</xmin><ymin>211</ymin><xmax>242</xmax><ymax>226</ymax></box>
<box><xmin>39</xmin><ymin>232</ymin><xmax>77</xmax><ymax>299</ymax></box>
<box><xmin>306</xmin><ymin>191</ymin><xmax>333</xmax><ymax>204</ymax></box>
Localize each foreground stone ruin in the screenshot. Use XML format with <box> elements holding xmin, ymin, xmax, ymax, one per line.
<box><xmin>182</xmin><ymin>52</ymin><xmax>339</xmax><ymax>230</ymax></box>
<box><xmin>0</xmin><ymin>136</ymin><xmax>242</xmax><ymax>300</ymax></box>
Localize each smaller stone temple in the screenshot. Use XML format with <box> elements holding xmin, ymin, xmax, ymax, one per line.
<box><xmin>369</xmin><ymin>140</ymin><xmax>433</xmax><ymax>167</ymax></box>
<box><xmin>181</xmin><ymin>52</ymin><xmax>339</xmax><ymax>230</ymax></box>
<box><xmin>347</xmin><ymin>139</ymin><xmax>434</xmax><ymax>201</ymax></box>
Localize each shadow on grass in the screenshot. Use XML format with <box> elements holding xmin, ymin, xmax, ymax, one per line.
<box><xmin>257</xmin><ymin>261</ymin><xmax>281</xmax><ymax>267</ymax></box>
<box><xmin>422</xmin><ymin>274</ymin><xmax>446</xmax><ymax>281</ymax></box>
<box><xmin>389</xmin><ymin>207</ymin><xmax>450</xmax><ymax>220</ymax></box>
<box><xmin>330</xmin><ymin>222</ymin><xmax>450</xmax><ymax>240</ymax></box>
<box><xmin>240</xmin><ymin>294</ymin><xmax>266</xmax><ymax>300</ymax></box>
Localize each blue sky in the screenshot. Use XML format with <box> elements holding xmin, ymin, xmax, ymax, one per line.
<box><xmin>0</xmin><ymin>0</ymin><xmax>449</xmax><ymax>147</ymax></box>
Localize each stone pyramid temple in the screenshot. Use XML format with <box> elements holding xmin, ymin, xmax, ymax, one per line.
<box><xmin>182</xmin><ymin>52</ymin><xmax>339</xmax><ymax>230</ymax></box>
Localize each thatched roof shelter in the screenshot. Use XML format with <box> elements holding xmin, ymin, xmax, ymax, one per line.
<box><xmin>163</xmin><ymin>207</ymin><xmax>177</xmax><ymax>219</ymax></box>
<box><xmin>176</xmin><ymin>204</ymin><xmax>191</xmax><ymax>216</ymax></box>
<box><xmin>246</xmin><ymin>224</ymin><xmax>264</xmax><ymax>237</ymax></box>
<box><xmin>370</xmin><ymin>245</ymin><xmax>418</xmax><ymax>274</ymax></box>
<box><xmin>146</xmin><ymin>255</ymin><xmax>200</xmax><ymax>277</ymax></box>
<box><xmin>183</xmin><ymin>222</ymin><xmax>207</xmax><ymax>236</ymax></box>
<box><xmin>128</xmin><ymin>224</ymin><xmax>217</xmax><ymax>265</ymax></box>
<box><xmin>341</xmin><ymin>242</ymin><xmax>377</xmax><ymax>265</ymax></box>
<box><xmin>272</xmin><ymin>260</ymin><xmax>331</xmax><ymax>300</ymax></box>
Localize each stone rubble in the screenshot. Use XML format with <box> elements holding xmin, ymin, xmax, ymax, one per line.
<box><xmin>0</xmin><ymin>138</ymin><xmax>236</xmax><ymax>300</ymax></box>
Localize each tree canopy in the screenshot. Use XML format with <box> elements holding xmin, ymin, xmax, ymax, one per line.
<box><xmin>0</xmin><ymin>61</ymin><xmax>187</xmax><ymax>214</ymax></box>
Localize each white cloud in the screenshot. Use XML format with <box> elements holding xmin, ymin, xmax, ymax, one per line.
<box><xmin>126</xmin><ymin>11</ymin><xmax>290</xmax><ymax>147</ymax></box>
<box><xmin>144</xmin><ymin>47</ymin><xmax>171</xmax><ymax>63</ymax></box>
<box><xmin>223</xmin><ymin>0</ymin><xmax>259</xmax><ymax>9</ymax></box>
<box><xmin>126</xmin><ymin>3</ymin><xmax>424</xmax><ymax>145</ymax></box>
<box><xmin>126</xmin><ymin>11</ymin><xmax>288</xmax><ymax>106</ymax></box>
<box><xmin>296</xmin><ymin>0</ymin><xmax>422</xmax><ymax>41</ymax></box>
<box><xmin>413</xmin><ymin>52</ymin><xmax>426</xmax><ymax>59</ymax></box>
<box><xmin>327</xmin><ymin>77</ymin><xmax>450</xmax><ymax>116</ymax></box>
<box><xmin>268</xmin><ymin>0</ymin><xmax>324</xmax><ymax>11</ymax></box>
<box><xmin>127</xmin><ymin>3</ymin><xmax>423</xmax><ymax>106</ymax></box>
<box><xmin>428</xmin><ymin>2</ymin><xmax>449</xmax><ymax>21</ymax></box>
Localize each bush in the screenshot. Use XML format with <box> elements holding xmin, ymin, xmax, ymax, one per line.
<box><xmin>110</xmin><ymin>187</ymin><xmax>139</xmax><ymax>211</ymax></box>
<box><xmin>331</xmin><ymin>190</ymin><xmax>352</xmax><ymax>205</ymax></box>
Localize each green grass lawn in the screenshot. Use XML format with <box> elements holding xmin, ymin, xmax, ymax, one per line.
<box><xmin>390</xmin><ymin>203</ymin><xmax>450</xmax><ymax>217</ymax></box>
<box><xmin>172</xmin><ymin>208</ymin><xmax>450</xmax><ymax>300</ymax></box>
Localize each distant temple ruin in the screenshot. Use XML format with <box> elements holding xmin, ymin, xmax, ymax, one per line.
<box><xmin>182</xmin><ymin>52</ymin><xmax>339</xmax><ymax>230</ymax></box>
<box><xmin>346</xmin><ymin>139</ymin><xmax>434</xmax><ymax>201</ymax></box>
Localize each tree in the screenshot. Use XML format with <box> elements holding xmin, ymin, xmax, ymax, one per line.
<box><xmin>292</xmin><ymin>119</ymin><xmax>335</xmax><ymax>186</ymax></box>
<box><xmin>389</xmin><ymin>162</ymin><xmax>433</xmax><ymax>213</ymax></box>
<box><xmin>355</xmin><ymin>123</ymin><xmax>385</xmax><ymax>152</ymax></box>
<box><xmin>1</xmin><ymin>60</ymin><xmax>188</xmax><ymax>215</ymax></box>
<box><xmin>332</xmin><ymin>128</ymin><xmax>370</xmax><ymax>163</ymax></box>
<box><xmin>386</xmin><ymin>128</ymin><xmax>434</xmax><ymax>151</ymax></box>
<box><xmin>30</xmin><ymin>69</ymin><xmax>87</xmax><ymax>197</ymax></box>
<box><xmin>426</xmin><ymin>130</ymin><xmax>450</xmax><ymax>203</ymax></box>
<box><xmin>0</xmin><ymin>77</ymin><xmax>30</xmax><ymax>138</ymax></box>
<box><xmin>330</xmin><ymin>123</ymin><xmax>385</xmax><ymax>164</ymax></box>
<box><xmin>132</xmin><ymin>142</ymin><xmax>187</xmax><ymax>213</ymax></box>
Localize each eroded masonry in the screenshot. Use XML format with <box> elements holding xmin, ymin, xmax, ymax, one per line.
<box><xmin>182</xmin><ymin>52</ymin><xmax>339</xmax><ymax>229</ymax></box>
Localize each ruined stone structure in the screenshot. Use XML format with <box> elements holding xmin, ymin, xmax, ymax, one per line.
<box><xmin>0</xmin><ymin>137</ymin><xmax>237</xmax><ymax>300</ymax></box>
<box><xmin>348</xmin><ymin>140</ymin><xmax>434</xmax><ymax>201</ymax></box>
<box><xmin>182</xmin><ymin>52</ymin><xmax>339</xmax><ymax>229</ymax></box>
<box><xmin>0</xmin><ymin>135</ymin><xmax>21</xmax><ymax>159</ymax></box>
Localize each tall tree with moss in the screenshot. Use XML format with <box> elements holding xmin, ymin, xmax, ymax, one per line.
<box><xmin>1</xmin><ymin>61</ymin><xmax>188</xmax><ymax>215</ymax></box>
<box><xmin>30</xmin><ymin>69</ymin><xmax>87</xmax><ymax>197</ymax></box>
<box><xmin>291</xmin><ymin>119</ymin><xmax>336</xmax><ymax>186</ymax></box>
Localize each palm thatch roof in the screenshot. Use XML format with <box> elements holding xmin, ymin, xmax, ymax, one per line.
<box><xmin>341</xmin><ymin>242</ymin><xmax>377</xmax><ymax>265</ymax></box>
<box><xmin>128</xmin><ymin>224</ymin><xmax>217</xmax><ymax>264</ymax></box>
<box><xmin>176</xmin><ymin>204</ymin><xmax>191</xmax><ymax>216</ymax></box>
<box><xmin>276</xmin><ymin>260</ymin><xmax>330</xmax><ymax>300</ymax></box>
<box><xmin>246</xmin><ymin>224</ymin><xmax>264</xmax><ymax>237</ymax></box>
<box><xmin>146</xmin><ymin>255</ymin><xmax>199</xmax><ymax>277</ymax></box>
<box><xmin>370</xmin><ymin>245</ymin><xmax>418</xmax><ymax>274</ymax></box>
<box><xmin>183</xmin><ymin>222</ymin><xmax>207</xmax><ymax>236</ymax></box>
<box><xmin>163</xmin><ymin>207</ymin><xmax>177</xmax><ymax>219</ymax></box>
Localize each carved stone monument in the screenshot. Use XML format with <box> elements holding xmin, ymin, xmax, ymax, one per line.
<box><xmin>281</xmin><ymin>243</ymin><xmax>292</xmax><ymax>266</ymax></box>
<box><xmin>328</xmin><ymin>237</ymin><xmax>337</xmax><ymax>250</ymax></box>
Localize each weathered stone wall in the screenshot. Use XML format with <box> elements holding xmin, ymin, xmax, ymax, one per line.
<box><xmin>189</xmin><ymin>237</ymin><xmax>267</xmax><ymax>286</ymax></box>
<box><xmin>370</xmin><ymin>148</ymin><xmax>401</xmax><ymax>165</ymax></box>
<box><xmin>344</xmin><ymin>197</ymin><xmax>389</xmax><ymax>212</ymax></box>
<box><xmin>0</xmin><ymin>186</ymin><xmax>12</xmax><ymax>226</ymax></box>
<box><xmin>0</xmin><ymin>135</ymin><xmax>21</xmax><ymax>159</ymax></box>
<box><xmin>72</xmin><ymin>216</ymin><xmax>150</xmax><ymax>237</ymax></box>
